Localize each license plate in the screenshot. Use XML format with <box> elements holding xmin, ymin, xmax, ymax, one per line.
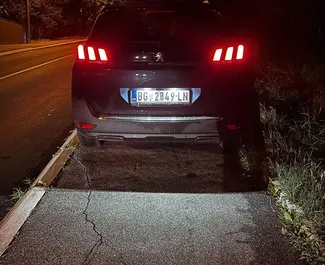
<box><xmin>131</xmin><ymin>90</ymin><xmax>190</xmax><ymax>105</ymax></box>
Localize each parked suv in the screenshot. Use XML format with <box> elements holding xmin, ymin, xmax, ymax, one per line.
<box><xmin>72</xmin><ymin>0</ymin><xmax>262</xmax><ymax>151</ymax></box>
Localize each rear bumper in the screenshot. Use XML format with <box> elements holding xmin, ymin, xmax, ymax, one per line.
<box><xmin>74</xmin><ymin>97</ymin><xmax>222</xmax><ymax>143</ymax></box>
<box><xmin>77</xmin><ymin>118</ymin><xmax>222</xmax><ymax>143</ymax></box>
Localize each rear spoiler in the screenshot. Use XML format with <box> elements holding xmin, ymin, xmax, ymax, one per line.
<box><xmin>102</xmin><ymin>0</ymin><xmax>219</xmax><ymax>11</ymax></box>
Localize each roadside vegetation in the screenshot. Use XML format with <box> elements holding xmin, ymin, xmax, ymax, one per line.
<box><xmin>0</xmin><ymin>0</ymin><xmax>108</xmax><ymax>39</ymax></box>
<box><xmin>10</xmin><ymin>187</ymin><xmax>25</xmax><ymax>202</ymax></box>
<box><xmin>255</xmin><ymin>63</ymin><xmax>325</xmax><ymax>264</ymax></box>
<box><xmin>237</xmin><ymin>1</ymin><xmax>325</xmax><ymax>263</ymax></box>
<box><xmin>240</xmin><ymin>63</ymin><xmax>325</xmax><ymax>265</ymax></box>
<box><xmin>9</xmin><ymin>178</ymin><xmax>32</xmax><ymax>203</ymax></box>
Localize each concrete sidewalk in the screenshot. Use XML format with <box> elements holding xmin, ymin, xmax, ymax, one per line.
<box><xmin>0</xmin><ymin>38</ymin><xmax>85</xmax><ymax>56</ymax></box>
<box><xmin>0</xmin><ymin>189</ymin><xmax>305</xmax><ymax>265</ymax></box>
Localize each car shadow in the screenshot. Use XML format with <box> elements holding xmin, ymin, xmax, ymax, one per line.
<box><xmin>54</xmin><ymin>142</ymin><xmax>267</xmax><ymax>194</ymax></box>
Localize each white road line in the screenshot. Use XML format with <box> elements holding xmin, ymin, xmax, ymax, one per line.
<box><xmin>0</xmin><ymin>54</ymin><xmax>75</xmax><ymax>81</ymax></box>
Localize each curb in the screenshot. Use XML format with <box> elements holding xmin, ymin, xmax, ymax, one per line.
<box><xmin>31</xmin><ymin>130</ymin><xmax>78</xmax><ymax>187</ymax></box>
<box><xmin>0</xmin><ymin>40</ymin><xmax>85</xmax><ymax>57</ymax></box>
<box><xmin>0</xmin><ymin>130</ymin><xmax>78</xmax><ymax>254</ymax></box>
<box><xmin>0</xmin><ymin>188</ymin><xmax>46</xmax><ymax>254</ymax></box>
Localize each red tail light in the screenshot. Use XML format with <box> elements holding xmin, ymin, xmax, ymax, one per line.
<box><xmin>77</xmin><ymin>44</ymin><xmax>109</xmax><ymax>63</ymax></box>
<box><xmin>213</xmin><ymin>44</ymin><xmax>245</xmax><ymax>62</ymax></box>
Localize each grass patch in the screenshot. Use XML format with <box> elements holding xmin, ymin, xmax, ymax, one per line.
<box><xmin>10</xmin><ymin>188</ymin><xmax>25</xmax><ymax>202</ymax></box>
<box><xmin>23</xmin><ymin>177</ymin><xmax>32</xmax><ymax>186</ymax></box>
<box><xmin>238</xmin><ymin>147</ymin><xmax>265</xmax><ymax>176</ymax></box>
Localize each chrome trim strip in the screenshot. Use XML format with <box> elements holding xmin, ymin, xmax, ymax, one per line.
<box><xmin>94</xmin><ymin>133</ymin><xmax>220</xmax><ymax>140</ymax></box>
<box><xmin>103</xmin><ymin>116</ymin><xmax>223</xmax><ymax>122</ymax></box>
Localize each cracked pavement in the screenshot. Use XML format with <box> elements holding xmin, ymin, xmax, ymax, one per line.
<box><xmin>0</xmin><ymin>190</ymin><xmax>305</xmax><ymax>265</ymax></box>
<box><xmin>73</xmin><ymin>152</ymin><xmax>107</xmax><ymax>265</ymax></box>
<box><xmin>0</xmin><ymin>144</ymin><xmax>306</xmax><ymax>265</ymax></box>
<box><xmin>82</xmin><ymin>190</ymin><xmax>103</xmax><ymax>265</ymax></box>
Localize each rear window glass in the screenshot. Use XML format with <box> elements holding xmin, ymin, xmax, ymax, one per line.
<box><xmin>90</xmin><ymin>5</ymin><xmax>223</xmax><ymax>41</ymax></box>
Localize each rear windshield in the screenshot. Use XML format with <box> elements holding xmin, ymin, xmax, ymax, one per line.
<box><xmin>90</xmin><ymin>5</ymin><xmax>223</xmax><ymax>41</ymax></box>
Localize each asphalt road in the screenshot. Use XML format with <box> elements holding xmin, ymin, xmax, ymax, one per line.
<box><xmin>0</xmin><ymin>44</ymin><xmax>78</xmax><ymax>217</ymax></box>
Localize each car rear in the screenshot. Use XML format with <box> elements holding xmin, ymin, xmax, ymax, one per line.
<box><xmin>72</xmin><ymin>1</ymin><xmax>261</xmax><ymax>149</ymax></box>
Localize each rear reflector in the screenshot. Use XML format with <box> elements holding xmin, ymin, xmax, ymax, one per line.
<box><xmin>225</xmin><ymin>47</ymin><xmax>234</xmax><ymax>61</ymax></box>
<box><xmin>227</xmin><ymin>124</ymin><xmax>238</xmax><ymax>130</ymax></box>
<box><xmin>76</xmin><ymin>122</ymin><xmax>96</xmax><ymax>130</ymax></box>
<box><xmin>77</xmin><ymin>44</ymin><xmax>109</xmax><ymax>62</ymax></box>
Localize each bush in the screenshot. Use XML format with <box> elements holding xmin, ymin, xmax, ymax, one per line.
<box><xmin>256</xmin><ymin>62</ymin><xmax>325</xmax><ymax>264</ymax></box>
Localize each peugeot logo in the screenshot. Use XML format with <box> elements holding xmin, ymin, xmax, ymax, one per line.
<box><xmin>155</xmin><ymin>52</ymin><xmax>164</xmax><ymax>62</ymax></box>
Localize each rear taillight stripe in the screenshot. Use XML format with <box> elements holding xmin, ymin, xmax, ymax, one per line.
<box><xmin>98</xmin><ymin>48</ymin><xmax>108</xmax><ymax>61</ymax></box>
<box><xmin>225</xmin><ymin>47</ymin><xmax>234</xmax><ymax>61</ymax></box>
<box><xmin>213</xmin><ymin>48</ymin><xmax>222</xmax><ymax>61</ymax></box>
<box><xmin>77</xmin><ymin>45</ymin><xmax>85</xmax><ymax>60</ymax></box>
<box><xmin>236</xmin><ymin>45</ymin><xmax>244</xmax><ymax>59</ymax></box>
<box><xmin>87</xmin><ymin>47</ymin><xmax>96</xmax><ymax>61</ymax></box>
